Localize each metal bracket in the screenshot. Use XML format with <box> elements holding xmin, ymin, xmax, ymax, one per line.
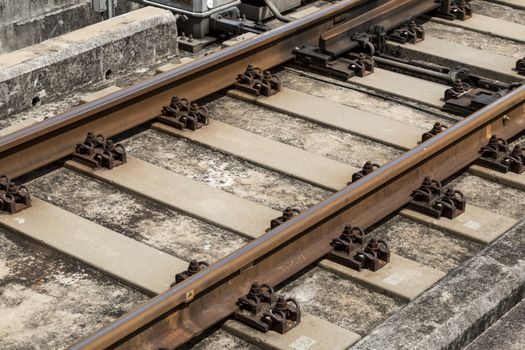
<box><xmin>475</xmin><ymin>136</ymin><xmax>525</xmax><ymax>174</ymax></box>
<box><xmin>73</xmin><ymin>132</ymin><xmax>127</xmax><ymax>169</ymax></box>
<box><xmin>293</xmin><ymin>45</ymin><xmax>374</xmax><ymax>80</ymax></box>
<box><xmin>515</xmin><ymin>57</ymin><xmax>525</xmax><ymax>75</ymax></box>
<box><xmin>0</xmin><ymin>176</ymin><xmax>31</xmax><ymax>214</ymax></box>
<box><xmin>267</xmin><ymin>207</ymin><xmax>300</xmax><ymax>231</ymax></box>
<box><xmin>388</xmin><ymin>20</ymin><xmax>425</xmax><ymax>44</ymax></box>
<box><xmin>160</xmin><ymin>96</ymin><xmax>209</xmax><ymax>131</ymax></box>
<box><xmin>442</xmin><ymin>80</ymin><xmax>505</xmax><ymax>117</ymax></box>
<box><xmin>434</xmin><ymin>0</ymin><xmax>472</xmax><ymax>21</ymax></box>
<box><xmin>407</xmin><ymin>177</ymin><xmax>466</xmax><ymax>219</ymax></box>
<box><xmin>171</xmin><ymin>260</ymin><xmax>209</xmax><ymax>287</ymax></box>
<box><xmin>350</xmin><ymin>161</ymin><xmax>380</xmax><ymax>184</ymax></box>
<box><xmin>420</xmin><ymin>122</ymin><xmax>448</xmax><ymax>143</ymax></box>
<box><xmin>234</xmin><ymin>282</ymin><xmax>301</xmax><ymax>334</ymax></box>
<box><xmin>235</xmin><ymin>65</ymin><xmax>282</xmax><ymax>97</ymax></box>
<box><xmin>328</xmin><ymin>225</ymin><xmax>390</xmax><ymax>272</ymax></box>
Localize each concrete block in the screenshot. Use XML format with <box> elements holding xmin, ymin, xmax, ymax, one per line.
<box><xmin>153</xmin><ymin>120</ymin><xmax>358</xmax><ymax>191</ymax></box>
<box><xmin>224</xmin><ymin>312</ymin><xmax>361</xmax><ymax>350</ymax></box>
<box><xmin>321</xmin><ymin>254</ymin><xmax>446</xmax><ymax>301</ymax></box>
<box><xmin>0</xmin><ymin>2</ymin><xmax>98</xmax><ymax>54</ymax></box>
<box><xmin>350</xmin><ymin>219</ymin><xmax>525</xmax><ymax>350</ymax></box>
<box><xmin>0</xmin><ymin>6</ymin><xmax>178</xmax><ymax>117</ymax></box>
<box><xmin>464</xmin><ymin>299</ymin><xmax>525</xmax><ymax>350</ymax></box>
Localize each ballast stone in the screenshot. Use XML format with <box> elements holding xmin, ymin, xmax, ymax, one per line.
<box><xmin>350</xmin><ymin>219</ymin><xmax>525</xmax><ymax>350</ymax></box>
<box><xmin>0</xmin><ymin>6</ymin><xmax>178</xmax><ymax>117</ymax></box>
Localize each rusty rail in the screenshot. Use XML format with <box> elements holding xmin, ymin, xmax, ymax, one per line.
<box><xmin>71</xmin><ymin>85</ymin><xmax>524</xmax><ymax>349</ymax></box>
<box><xmin>0</xmin><ymin>0</ymin><xmax>385</xmax><ymax>179</ymax></box>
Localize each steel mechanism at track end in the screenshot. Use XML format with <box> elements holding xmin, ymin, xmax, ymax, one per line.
<box><xmin>475</xmin><ymin>136</ymin><xmax>525</xmax><ymax>174</ymax></box>
<box><xmin>388</xmin><ymin>20</ymin><xmax>425</xmax><ymax>45</ymax></box>
<box><xmin>73</xmin><ymin>132</ymin><xmax>127</xmax><ymax>170</ymax></box>
<box><xmin>171</xmin><ymin>260</ymin><xmax>209</xmax><ymax>287</ymax></box>
<box><xmin>266</xmin><ymin>207</ymin><xmax>301</xmax><ymax>232</ymax></box>
<box><xmin>159</xmin><ymin>96</ymin><xmax>209</xmax><ymax>131</ymax></box>
<box><xmin>0</xmin><ymin>176</ymin><xmax>31</xmax><ymax>214</ymax></box>
<box><xmin>433</xmin><ymin>0</ymin><xmax>472</xmax><ymax>21</ymax></box>
<box><xmin>234</xmin><ymin>282</ymin><xmax>301</xmax><ymax>334</ymax></box>
<box><xmin>407</xmin><ymin>177</ymin><xmax>466</xmax><ymax>219</ymax></box>
<box><xmin>350</xmin><ymin>161</ymin><xmax>380</xmax><ymax>184</ymax></box>
<box><xmin>420</xmin><ymin>122</ymin><xmax>448</xmax><ymax>143</ymax></box>
<box><xmin>235</xmin><ymin>65</ymin><xmax>282</xmax><ymax>97</ymax></box>
<box><xmin>514</xmin><ymin>57</ymin><xmax>525</xmax><ymax>76</ymax></box>
<box><xmin>328</xmin><ymin>225</ymin><xmax>390</xmax><ymax>272</ymax></box>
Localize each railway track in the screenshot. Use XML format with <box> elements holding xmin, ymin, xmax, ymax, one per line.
<box><xmin>0</xmin><ymin>0</ymin><xmax>524</xmax><ymax>349</ymax></box>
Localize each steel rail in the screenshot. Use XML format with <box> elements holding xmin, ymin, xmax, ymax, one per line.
<box><xmin>72</xmin><ymin>86</ymin><xmax>525</xmax><ymax>349</ymax></box>
<box><xmin>0</xmin><ymin>0</ymin><xmax>389</xmax><ymax>180</ymax></box>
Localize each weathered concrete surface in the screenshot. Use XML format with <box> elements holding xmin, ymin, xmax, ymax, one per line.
<box><xmin>464</xmin><ymin>298</ymin><xmax>525</xmax><ymax>350</ymax></box>
<box><xmin>0</xmin><ymin>227</ymin><xmax>147</xmax><ymax>350</ymax></box>
<box><xmin>0</xmin><ymin>6</ymin><xmax>177</xmax><ymax>117</ymax></box>
<box><xmin>350</xmin><ymin>219</ymin><xmax>525</xmax><ymax>350</ymax></box>
<box><xmin>0</xmin><ymin>1</ymin><xmax>142</xmax><ymax>54</ymax></box>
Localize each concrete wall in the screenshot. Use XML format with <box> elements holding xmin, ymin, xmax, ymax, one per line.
<box><xmin>0</xmin><ymin>0</ymin><xmax>143</xmax><ymax>53</ymax></box>
<box><xmin>0</xmin><ymin>6</ymin><xmax>177</xmax><ymax>117</ymax></box>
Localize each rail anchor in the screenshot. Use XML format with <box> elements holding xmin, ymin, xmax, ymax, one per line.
<box><xmin>476</xmin><ymin>136</ymin><xmax>525</xmax><ymax>174</ymax></box>
<box><xmin>328</xmin><ymin>225</ymin><xmax>390</xmax><ymax>271</ymax></box>
<box><xmin>420</xmin><ymin>122</ymin><xmax>448</xmax><ymax>143</ymax></box>
<box><xmin>267</xmin><ymin>207</ymin><xmax>300</xmax><ymax>231</ymax></box>
<box><xmin>73</xmin><ymin>132</ymin><xmax>127</xmax><ymax>169</ymax></box>
<box><xmin>0</xmin><ymin>176</ymin><xmax>31</xmax><ymax>214</ymax></box>
<box><xmin>234</xmin><ymin>282</ymin><xmax>301</xmax><ymax>334</ymax></box>
<box><xmin>160</xmin><ymin>96</ymin><xmax>209</xmax><ymax>131</ymax></box>
<box><xmin>515</xmin><ymin>57</ymin><xmax>525</xmax><ymax>75</ymax></box>
<box><xmin>434</xmin><ymin>0</ymin><xmax>472</xmax><ymax>21</ymax></box>
<box><xmin>407</xmin><ymin>177</ymin><xmax>466</xmax><ymax>219</ymax></box>
<box><xmin>171</xmin><ymin>260</ymin><xmax>209</xmax><ymax>287</ymax></box>
<box><xmin>389</xmin><ymin>20</ymin><xmax>425</xmax><ymax>44</ymax></box>
<box><xmin>235</xmin><ymin>65</ymin><xmax>281</xmax><ymax>97</ymax></box>
<box><xmin>350</xmin><ymin>161</ymin><xmax>380</xmax><ymax>183</ymax></box>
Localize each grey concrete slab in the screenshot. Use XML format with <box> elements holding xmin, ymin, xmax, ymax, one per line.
<box><xmin>349</xmin><ymin>219</ymin><xmax>525</xmax><ymax>350</ymax></box>
<box><xmin>387</xmin><ymin>36</ymin><xmax>522</xmax><ymax>83</ymax></box>
<box><xmin>0</xmin><ymin>198</ymin><xmax>187</xmax><ymax>295</ymax></box>
<box><xmin>0</xmin><ymin>6</ymin><xmax>177</xmax><ymax>117</ymax></box>
<box><xmin>431</xmin><ymin>14</ymin><xmax>525</xmax><ymax>43</ymax></box>
<box><xmin>224</xmin><ymin>312</ymin><xmax>361</xmax><ymax>350</ymax></box>
<box><xmin>155</xmin><ymin>57</ymin><xmax>195</xmax><ymax>74</ymax></box>
<box><xmin>153</xmin><ymin>120</ymin><xmax>357</xmax><ymax>191</ymax></box>
<box><xmin>400</xmin><ymin>205</ymin><xmax>518</xmax><ymax>244</ymax></box>
<box><xmin>228</xmin><ymin>87</ymin><xmax>423</xmax><ymax>151</ymax></box>
<box><xmin>464</xmin><ymin>298</ymin><xmax>525</xmax><ymax>350</ymax></box>
<box><xmin>469</xmin><ymin>164</ymin><xmax>525</xmax><ymax>192</ymax></box>
<box><xmin>66</xmin><ymin>157</ymin><xmax>278</xmax><ymax>239</ymax></box>
<box><xmin>485</xmin><ymin>0</ymin><xmax>525</xmax><ymax>10</ymax></box>
<box><xmin>320</xmin><ymin>254</ymin><xmax>445</xmax><ymax>301</ymax></box>
<box><xmin>348</xmin><ymin>68</ymin><xmax>446</xmax><ymax>110</ymax></box>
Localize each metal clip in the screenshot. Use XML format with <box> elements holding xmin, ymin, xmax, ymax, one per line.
<box><xmin>476</xmin><ymin>136</ymin><xmax>525</xmax><ymax>174</ymax></box>
<box><xmin>388</xmin><ymin>20</ymin><xmax>425</xmax><ymax>44</ymax></box>
<box><xmin>267</xmin><ymin>207</ymin><xmax>300</xmax><ymax>231</ymax></box>
<box><xmin>73</xmin><ymin>132</ymin><xmax>127</xmax><ymax>169</ymax></box>
<box><xmin>328</xmin><ymin>225</ymin><xmax>390</xmax><ymax>271</ymax></box>
<box><xmin>407</xmin><ymin>177</ymin><xmax>466</xmax><ymax>219</ymax></box>
<box><xmin>234</xmin><ymin>282</ymin><xmax>300</xmax><ymax>334</ymax></box>
<box><xmin>435</xmin><ymin>0</ymin><xmax>472</xmax><ymax>21</ymax></box>
<box><xmin>350</xmin><ymin>161</ymin><xmax>380</xmax><ymax>184</ymax></box>
<box><xmin>0</xmin><ymin>176</ymin><xmax>31</xmax><ymax>214</ymax></box>
<box><xmin>171</xmin><ymin>260</ymin><xmax>209</xmax><ymax>287</ymax></box>
<box><xmin>235</xmin><ymin>65</ymin><xmax>281</xmax><ymax>97</ymax></box>
<box><xmin>160</xmin><ymin>96</ymin><xmax>209</xmax><ymax>131</ymax></box>
<box><xmin>420</xmin><ymin>122</ymin><xmax>448</xmax><ymax>143</ymax></box>
<box><xmin>443</xmin><ymin>80</ymin><xmax>503</xmax><ymax>117</ymax></box>
<box><xmin>514</xmin><ymin>57</ymin><xmax>525</xmax><ymax>75</ymax></box>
